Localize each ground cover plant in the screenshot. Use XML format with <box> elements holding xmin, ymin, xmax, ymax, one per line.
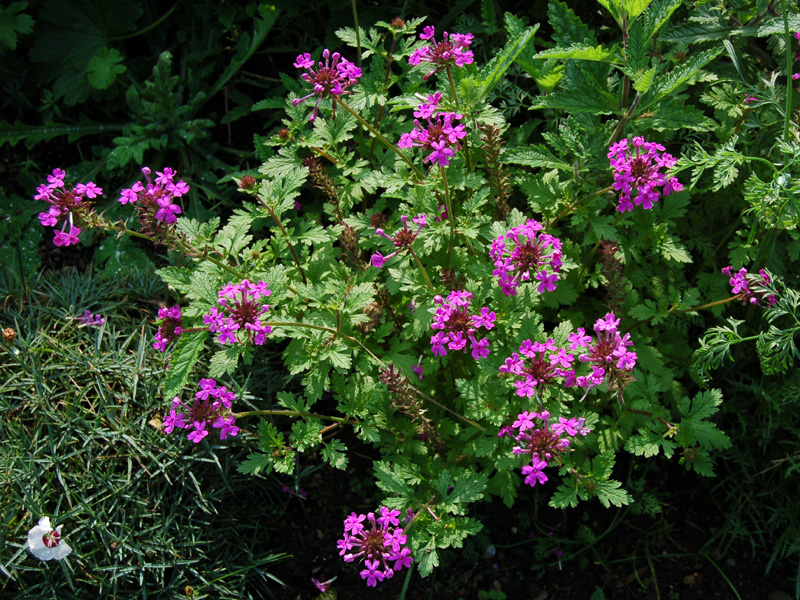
<box><xmin>3</xmin><ymin>0</ymin><xmax>800</xmax><ymax>598</ymax></box>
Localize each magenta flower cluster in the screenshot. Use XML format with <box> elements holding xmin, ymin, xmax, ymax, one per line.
<box><xmin>722</xmin><ymin>266</ymin><xmax>777</xmax><ymax>307</ymax></box>
<box><xmin>500</xmin><ymin>410</ymin><xmax>590</xmax><ymax>487</ymax></box>
<box><xmin>500</xmin><ymin>314</ymin><xmax>637</xmax><ymax>397</ymax></box>
<box><xmin>409</xmin><ymin>26</ymin><xmax>474</xmax><ymax>80</ymax></box>
<box><xmin>153</xmin><ymin>305</ymin><xmax>183</xmax><ymax>352</ymax></box>
<box><xmin>35</xmin><ymin>168</ymin><xmax>103</xmax><ymax>247</ymax></box>
<box><xmin>371</xmin><ymin>214</ymin><xmax>427</xmax><ymax>268</ymax></box>
<box><xmin>75</xmin><ymin>310</ymin><xmax>105</xmax><ymax>327</ymax></box>
<box><xmin>337</xmin><ymin>507</ymin><xmax>413</xmax><ymax>587</ymax></box>
<box><xmin>430</xmin><ymin>290</ymin><xmax>496</xmax><ymax>359</ymax></box>
<box><xmin>119</xmin><ymin>166</ymin><xmax>188</xmax><ymax>225</ymax></box>
<box><xmin>203</xmin><ymin>279</ymin><xmax>272</xmax><ymax>345</ymax></box>
<box><xmin>489</xmin><ymin>219</ymin><xmax>563</xmax><ymax>297</ymax></box>
<box><xmin>608</xmin><ymin>137</ymin><xmax>683</xmax><ymax>213</ymax></box>
<box><xmin>164</xmin><ymin>378</ymin><xmax>240</xmax><ymax>443</ymax></box>
<box><xmin>566</xmin><ymin>314</ymin><xmax>638</xmax><ymax>390</ymax></box>
<box><xmin>292</xmin><ymin>49</ymin><xmax>362</xmax><ymax>121</ymax></box>
<box><xmin>398</xmin><ymin>92</ymin><xmax>467</xmax><ymax>167</ymax></box>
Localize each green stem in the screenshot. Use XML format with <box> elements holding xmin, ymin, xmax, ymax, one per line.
<box><xmin>548</xmin><ymin>185</ymin><xmax>615</xmax><ymax>229</ymax></box>
<box><xmin>256</xmin><ymin>196</ymin><xmax>308</xmax><ymax>285</ymax></box>
<box><xmin>409</xmin><ymin>248</ymin><xmax>435</xmax><ymax>291</ymax></box>
<box><xmin>109</xmin><ymin>2</ymin><xmax>179</xmax><ymax>41</ymax></box>
<box><xmin>338</xmin><ymin>99</ymin><xmax>427</xmax><ymax>181</ymax></box>
<box><xmin>233</xmin><ymin>409</ymin><xmax>357</xmax><ymax>424</ymax></box>
<box><xmin>263</xmin><ymin>320</ymin><xmax>484</xmax><ymax>429</ymax></box>
<box><xmin>783</xmin><ymin>0</ymin><xmax>793</xmax><ymax>146</ymax></box>
<box><xmin>442</xmin><ymin>166</ymin><xmax>455</xmax><ymax>270</ymax></box>
<box><xmin>669</xmin><ymin>295</ymin><xmax>742</xmax><ymax>313</ymax></box>
<box><xmin>446</xmin><ymin>66</ymin><xmax>471</xmax><ymax>170</ymax></box>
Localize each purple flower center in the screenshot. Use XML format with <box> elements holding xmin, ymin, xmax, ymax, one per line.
<box><xmin>43</xmin><ymin>530</ymin><xmax>61</xmax><ymax>548</ymax></box>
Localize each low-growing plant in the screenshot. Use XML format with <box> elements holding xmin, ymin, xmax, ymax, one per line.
<box><xmin>16</xmin><ymin>0</ymin><xmax>800</xmax><ymax>591</ymax></box>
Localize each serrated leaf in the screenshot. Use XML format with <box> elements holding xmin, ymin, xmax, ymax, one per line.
<box><xmin>594</xmin><ymin>478</ymin><xmax>632</xmax><ymax>507</ymax></box>
<box><xmin>502</xmin><ymin>144</ymin><xmax>572</xmax><ymax>171</ymax></box>
<box><xmin>156</xmin><ymin>266</ymin><xmax>193</xmax><ymax>294</ymax></box>
<box><xmin>164</xmin><ymin>331</ymin><xmax>208</xmax><ymax>399</ymax></box>
<box><xmin>533</xmin><ymin>43</ymin><xmax>619</xmax><ymax>63</ymax></box>
<box><xmin>321</xmin><ymin>439</ymin><xmax>349</xmax><ymax>470</ymax></box>
<box><xmin>481</xmin><ymin>24</ymin><xmax>539</xmax><ymax>99</ymax></box>
<box><xmin>648</xmin><ymin>48</ymin><xmax>722</xmax><ymax>98</ymax></box>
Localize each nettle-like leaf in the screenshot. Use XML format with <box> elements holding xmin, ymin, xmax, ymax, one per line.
<box><xmin>480</xmin><ymin>23</ymin><xmax>539</xmax><ymax>99</ymax></box>
<box><xmin>164</xmin><ymin>331</ymin><xmax>209</xmax><ymax>399</ymax></box>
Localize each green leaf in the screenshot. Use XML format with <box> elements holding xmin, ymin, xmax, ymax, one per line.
<box><xmin>0</xmin><ymin>119</ymin><xmax>123</xmax><ymax>149</ymax></box>
<box><xmin>0</xmin><ymin>2</ymin><xmax>34</xmax><ymax>51</ymax></box>
<box><xmin>647</xmin><ymin>48</ymin><xmax>722</xmax><ymax>99</ymax></box>
<box><xmin>208</xmin><ymin>345</ymin><xmax>244</xmax><ymax>378</ymax></box>
<box><xmin>502</xmin><ymin>144</ymin><xmax>572</xmax><ymax>171</ymax></box>
<box><xmin>321</xmin><ymin>439</ymin><xmax>349</xmax><ymax>470</ymax></box>
<box><xmin>164</xmin><ymin>331</ymin><xmax>208</xmax><ymax>399</ymax></box>
<box><xmin>594</xmin><ymin>478</ymin><xmax>632</xmax><ymax>508</ymax></box>
<box><xmin>86</xmin><ymin>46</ymin><xmax>126</xmax><ymax>89</ymax></box>
<box><xmin>481</xmin><ymin>24</ymin><xmax>539</xmax><ymax>99</ymax></box>
<box><xmin>640</xmin><ymin>0</ymin><xmax>681</xmax><ymax>41</ymax></box>
<box><xmin>532</xmin><ymin>43</ymin><xmax>619</xmax><ymax>63</ymax></box>
<box><xmin>548</xmin><ymin>0</ymin><xmax>596</xmax><ymax>46</ymax></box>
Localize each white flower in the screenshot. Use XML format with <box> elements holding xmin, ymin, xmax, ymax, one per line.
<box><xmin>27</xmin><ymin>517</ymin><xmax>73</xmax><ymax>561</ymax></box>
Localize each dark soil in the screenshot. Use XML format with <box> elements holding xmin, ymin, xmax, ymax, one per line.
<box><xmin>267</xmin><ymin>439</ymin><xmax>796</xmax><ymax>600</ymax></box>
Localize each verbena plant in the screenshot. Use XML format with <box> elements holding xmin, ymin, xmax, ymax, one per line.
<box><xmin>21</xmin><ymin>0</ymin><xmax>800</xmax><ymax>588</ymax></box>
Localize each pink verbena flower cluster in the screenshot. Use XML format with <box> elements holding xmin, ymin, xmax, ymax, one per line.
<box><xmin>164</xmin><ymin>378</ymin><xmax>239</xmax><ymax>443</ymax></box>
<box><xmin>489</xmin><ymin>219</ymin><xmax>562</xmax><ymax>297</ymax></box>
<box><xmin>203</xmin><ymin>279</ymin><xmax>272</xmax><ymax>345</ymax></box>
<box><xmin>292</xmin><ymin>49</ymin><xmax>362</xmax><ymax>121</ymax></box>
<box><xmin>153</xmin><ymin>305</ymin><xmax>183</xmax><ymax>352</ymax></box>
<box><xmin>501</xmin><ymin>410</ymin><xmax>590</xmax><ymax>487</ymax></box>
<box><xmin>371</xmin><ymin>214</ymin><xmax>427</xmax><ymax>268</ymax></box>
<box><xmin>337</xmin><ymin>507</ymin><xmax>413</xmax><ymax>587</ymax></box>
<box><xmin>566</xmin><ymin>313</ymin><xmax>637</xmax><ymax>391</ymax></box>
<box><xmin>119</xmin><ymin>166</ymin><xmax>188</xmax><ymax>236</ymax></box>
<box><xmin>500</xmin><ymin>338</ymin><xmax>575</xmax><ymax>398</ymax></box>
<box><xmin>75</xmin><ymin>310</ymin><xmax>105</xmax><ymax>327</ymax></box>
<box><xmin>722</xmin><ymin>266</ymin><xmax>777</xmax><ymax>307</ymax></box>
<box><xmin>430</xmin><ymin>290</ymin><xmax>496</xmax><ymax>359</ymax></box>
<box><xmin>398</xmin><ymin>92</ymin><xmax>467</xmax><ymax>167</ymax></box>
<box><xmin>35</xmin><ymin>168</ymin><xmax>103</xmax><ymax>247</ymax></box>
<box><xmin>501</xmin><ymin>313</ymin><xmax>637</xmax><ymax>398</ymax></box>
<box><xmin>408</xmin><ymin>26</ymin><xmax>474</xmax><ymax>80</ymax></box>
<box><xmin>608</xmin><ymin>137</ymin><xmax>683</xmax><ymax>213</ymax></box>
